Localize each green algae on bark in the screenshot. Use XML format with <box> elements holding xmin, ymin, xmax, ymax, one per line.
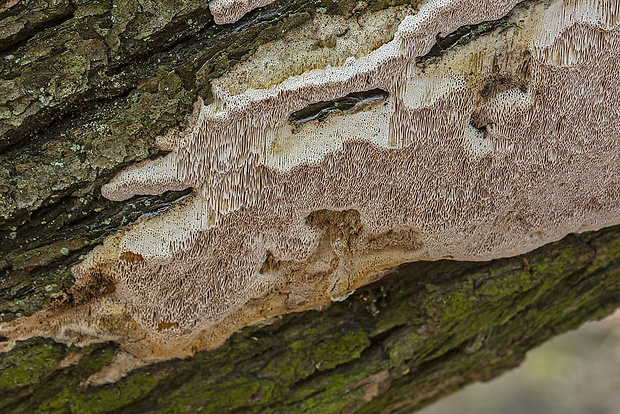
<box><xmin>0</xmin><ymin>225</ymin><xmax>618</xmax><ymax>413</ymax></box>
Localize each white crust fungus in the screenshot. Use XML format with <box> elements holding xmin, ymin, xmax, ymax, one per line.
<box><xmin>2</xmin><ymin>0</ymin><xmax>620</xmax><ymax>365</ymax></box>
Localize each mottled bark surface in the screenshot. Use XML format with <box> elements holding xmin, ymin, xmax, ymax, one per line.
<box><xmin>1</xmin><ymin>0</ymin><xmax>619</xmax><ymax>412</ymax></box>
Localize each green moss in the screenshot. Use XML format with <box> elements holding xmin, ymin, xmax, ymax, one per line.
<box><xmin>166</xmin><ymin>375</ymin><xmax>281</xmax><ymax>413</ymax></box>
<box><xmin>422</xmin><ymin>282</ymin><xmax>475</xmax><ymax>323</ymax></box>
<box><xmin>311</xmin><ymin>329</ymin><xmax>371</xmax><ymax>371</ymax></box>
<box><xmin>287</xmin><ymin>350</ymin><xmax>388</xmax><ymax>413</ymax></box>
<box><xmin>34</xmin><ymin>385</ymin><xmax>75</xmax><ymax>413</ymax></box>
<box><xmin>34</xmin><ymin>370</ymin><xmax>159</xmax><ymax>414</ymax></box>
<box><xmin>530</xmin><ymin>246</ymin><xmax>582</xmax><ymax>277</ymax></box>
<box><xmin>474</xmin><ymin>268</ymin><xmax>536</xmax><ymax>298</ymax></box>
<box><xmin>84</xmin><ymin>372</ymin><xmax>159</xmax><ymax>412</ymax></box>
<box><xmin>382</xmin><ymin>327</ymin><xmax>425</xmax><ymax>377</ymax></box>
<box><xmin>421</xmin><ymin>242</ymin><xmax>592</xmax><ymax>328</ymax></box>
<box><xmin>0</xmin><ymin>341</ymin><xmax>65</xmax><ymax>389</ymax></box>
<box><xmin>259</xmin><ymin>342</ymin><xmax>316</xmax><ymax>383</ymax></box>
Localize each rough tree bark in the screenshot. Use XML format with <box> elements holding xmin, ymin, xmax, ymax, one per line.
<box><xmin>0</xmin><ymin>0</ymin><xmax>619</xmax><ymax>412</ymax></box>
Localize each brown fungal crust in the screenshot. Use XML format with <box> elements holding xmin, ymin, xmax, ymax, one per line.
<box><xmin>2</xmin><ymin>0</ymin><xmax>620</xmax><ymax>366</ymax></box>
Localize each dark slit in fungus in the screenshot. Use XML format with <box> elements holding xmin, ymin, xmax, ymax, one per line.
<box><xmin>289</xmin><ymin>89</ymin><xmax>389</xmax><ymax>127</ymax></box>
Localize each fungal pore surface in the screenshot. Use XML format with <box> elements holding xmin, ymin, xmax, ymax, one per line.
<box><xmin>208</xmin><ymin>0</ymin><xmax>277</xmax><ymax>24</ymax></box>
<box><xmin>2</xmin><ymin>0</ymin><xmax>620</xmax><ymax>366</ymax></box>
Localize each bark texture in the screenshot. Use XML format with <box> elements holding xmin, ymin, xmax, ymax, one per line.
<box><xmin>1</xmin><ymin>0</ymin><xmax>619</xmax><ymax>412</ymax></box>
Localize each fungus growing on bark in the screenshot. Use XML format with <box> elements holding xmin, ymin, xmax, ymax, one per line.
<box><xmin>209</xmin><ymin>0</ymin><xmax>276</xmax><ymax>25</ymax></box>
<box><xmin>2</xmin><ymin>0</ymin><xmax>620</xmax><ymax>368</ymax></box>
